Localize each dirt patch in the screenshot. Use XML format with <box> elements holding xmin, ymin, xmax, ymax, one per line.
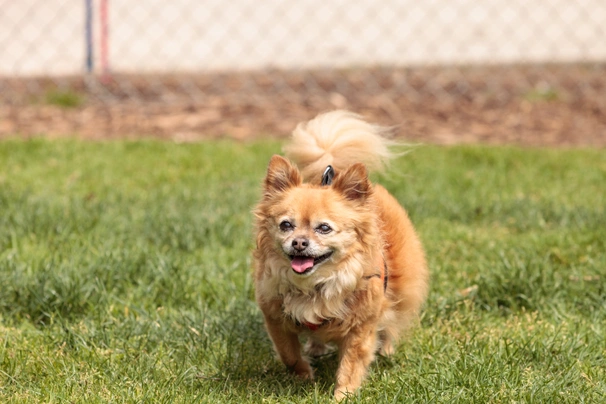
<box><xmin>2</xmin><ymin>65</ymin><xmax>605</xmax><ymax>147</ymax></box>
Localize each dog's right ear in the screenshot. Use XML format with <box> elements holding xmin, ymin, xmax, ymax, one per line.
<box><xmin>264</xmin><ymin>155</ymin><xmax>302</xmax><ymax>195</ymax></box>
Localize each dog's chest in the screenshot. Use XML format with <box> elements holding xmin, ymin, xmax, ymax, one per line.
<box><xmin>281</xmin><ymin>287</ymin><xmax>351</xmax><ymax>325</ymax></box>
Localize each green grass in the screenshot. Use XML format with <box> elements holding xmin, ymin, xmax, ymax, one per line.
<box><xmin>43</xmin><ymin>90</ymin><xmax>85</xmax><ymax>108</ymax></box>
<box><xmin>522</xmin><ymin>86</ymin><xmax>560</xmax><ymax>102</ymax></box>
<box><xmin>0</xmin><ymin>139</ymin><xmax>604</xmax><ymax>403</ymax></box>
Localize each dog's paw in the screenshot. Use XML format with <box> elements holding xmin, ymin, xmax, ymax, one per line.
<box><xmin>334</xmin><ymin>387</ymin><xmax>354</xmax><ymax>402</ymax></box>
<box><xmin>378</xmin><ymin>339</ymin><xmax>395</xmax><ymax>356</ymax></box>
<box><xmin>289</xmin><ymin>359</ymin><xmax>314</xmax><ymax>380</ymax></box>
<box><xmin>377</xmin><ymin>331</ymin><xmax>396</xmax><ymax>357</ymax></box>
<box><xmin>304</xmin><ymin>339</ymin><xmax>334</xmax><ymax>358</ymax></box>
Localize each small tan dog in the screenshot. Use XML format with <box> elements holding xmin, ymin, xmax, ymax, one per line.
<box><xmin>253</xmin><ymin>111</ymin><xmax>428</xmax><ymax>400</ymax></box>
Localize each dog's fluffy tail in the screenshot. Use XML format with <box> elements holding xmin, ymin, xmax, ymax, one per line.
<box><xmin>283</xmin><ymin>110</ymin><xmax>396</xmax><ymax>182</ymax></box>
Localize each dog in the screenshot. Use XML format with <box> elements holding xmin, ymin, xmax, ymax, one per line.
<box><xmin>253</xmin><ymin>110</ymin><xmax>428</xmax><ymax>400</ymax></box>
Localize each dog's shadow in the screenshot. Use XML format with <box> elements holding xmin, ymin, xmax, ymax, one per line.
<box><xmin>201</xmin><ymin>331</ymin><xmax>399</xmax><ymax>401</ymax></box>
<box><xmin>206</xmin><ymin>343</ymin><xmax>338</xmax><ymax>399</ymax></box>
<box><xmin>194</xmin><ymin>310</ymin><xmax>400</xmax><ymax>400</ymax></box>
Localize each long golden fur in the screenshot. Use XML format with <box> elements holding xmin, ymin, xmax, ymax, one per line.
<box><xmin>253</xmin><ymin>110</ymin><xmax>428</xmax><ymax>400</ymax></box>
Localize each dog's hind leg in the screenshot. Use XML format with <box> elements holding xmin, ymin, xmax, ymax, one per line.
<box><xmin>304</xmin><ymin>337</ymin><xmax>334</xmax><ymax>358</ymax></box>
<box><xmin>377</xmin><ymin>330</ymin><xmax>395</xmax><ymax>356</ymax></box>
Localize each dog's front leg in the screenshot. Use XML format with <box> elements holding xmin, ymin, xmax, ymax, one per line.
<box><xmin>263</xmin><ymin>316</ymin><xmax>314</xmax><ymax>380</ymax></box>
<box><xmin>334</xmin><ymin>326</ymin><xmax>378</xmax><ymax>401</ymax></box>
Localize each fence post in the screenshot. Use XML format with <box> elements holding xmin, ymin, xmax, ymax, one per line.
<box><xmin>85</xmin><ymin>0</ymin><xmax>94</xmax><ymax>74</ymax></box>
<box><xmin>100</xmin><ymin>0</ymin><xmax>110</xmax><ymax>83</ymax></box>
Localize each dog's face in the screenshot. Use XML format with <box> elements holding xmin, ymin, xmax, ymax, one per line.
<box><xmin>272</xmin><ymin>187</ymin><xmax>353</xmax><ymax>277</ymax></box>
<box><xmin>256</xmin><ymin>155</ymin><xmax>374</xmax><ymax>281</ymax></box>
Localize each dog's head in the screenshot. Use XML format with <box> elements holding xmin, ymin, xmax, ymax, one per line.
<box><xmin>255</xmin><ymin>155</ymin><xmax>376</xmax><ymax>281</ymax></box>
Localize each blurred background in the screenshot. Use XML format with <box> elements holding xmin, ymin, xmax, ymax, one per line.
<box><xmin>1</xmin><ymin>0</ymin><xmax>605</xmax><ymax>146</ymax></box>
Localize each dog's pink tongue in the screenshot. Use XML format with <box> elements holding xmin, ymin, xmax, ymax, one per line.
<box><xmin>291</xmin><ymin>257</ymin><xmax>315</xmax><ymax>273</ymax></box>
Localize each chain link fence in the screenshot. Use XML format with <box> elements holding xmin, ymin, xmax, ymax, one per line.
<box><xmin>1</xmin><ymin>0</ymin><xmax>605</xmax><ymax>144</ymax></box>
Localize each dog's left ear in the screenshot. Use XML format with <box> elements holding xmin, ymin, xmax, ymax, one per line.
<box><xmin>264</xmin><ymin>155</ymin><xmax>302</xmax><ymax>195</ymax></box>
<box><xmin>332</xmin><ymin>163</ymin><xmax>371</xmax><ymax>202</ymax></box>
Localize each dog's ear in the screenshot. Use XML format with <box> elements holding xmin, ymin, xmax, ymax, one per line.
<box><xmin>332</xmin><ymin>163</ymin><xmax>371</xmax><ymax>202</ymax></box>
<box><xmin>264</xmin><ymin>155</ymin><xmax>302</xmax><ymax>195</ymax></box>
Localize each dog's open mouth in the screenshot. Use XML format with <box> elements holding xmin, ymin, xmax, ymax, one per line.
<box><xmin>289</xmin><ymin>252</ymin><xmax>333</xmax><ymax>274</ymax></box>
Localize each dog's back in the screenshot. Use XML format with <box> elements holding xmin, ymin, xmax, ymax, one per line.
<box><xmin>372</xmin><ymin>184</ymin><xmax>428</xmax><ymax>349</ymax></box>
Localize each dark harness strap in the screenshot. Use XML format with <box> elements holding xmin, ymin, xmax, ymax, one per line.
<box><xmin>363</xmin><ymin>256</ymin><xmax>389</xmax><ymax>292</ymax></box>
<box><xmin>383</xmin><ymin>258</ymin><xmax>389</xmax><ymax>292</ymax></box>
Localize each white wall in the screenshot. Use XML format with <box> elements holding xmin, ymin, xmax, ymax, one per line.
<box><xmin>1</xmin><ymin>0</ymin><xmax>605</xmax><ymax>76</ymax></box>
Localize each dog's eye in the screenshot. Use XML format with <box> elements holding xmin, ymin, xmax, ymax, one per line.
<box><xmin>316</xmin><ymin>223</ymin><xmax>332</xmax><ymax>234</ymax></box>
<box><xmin>279</xmin><ymin>221</ymin><xmax>294</xmax><ymax>232</ymax></box>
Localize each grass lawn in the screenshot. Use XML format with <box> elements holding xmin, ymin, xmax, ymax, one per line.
<box><xmin>0</xmin><ymin>139</ymin><xmax>604</xmax><ymax>403</ymax></box>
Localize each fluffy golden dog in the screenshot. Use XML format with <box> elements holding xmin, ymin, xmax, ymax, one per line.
<box><xmin>253</xmin><ymin>110</ymin><xmax>428</xmax><ymax>400</ymax></box>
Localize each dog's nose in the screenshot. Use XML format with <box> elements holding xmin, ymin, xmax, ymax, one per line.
<box><xmin>292</xmin><ymin>237</ymin><xmax>309</xmax><ymax>251</ymax></box>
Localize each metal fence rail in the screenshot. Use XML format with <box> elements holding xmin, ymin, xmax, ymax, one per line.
<box><xmin>1</xmin><ymin>0</ymin><xmax>605</xmax><ymax>143</ymax></box>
